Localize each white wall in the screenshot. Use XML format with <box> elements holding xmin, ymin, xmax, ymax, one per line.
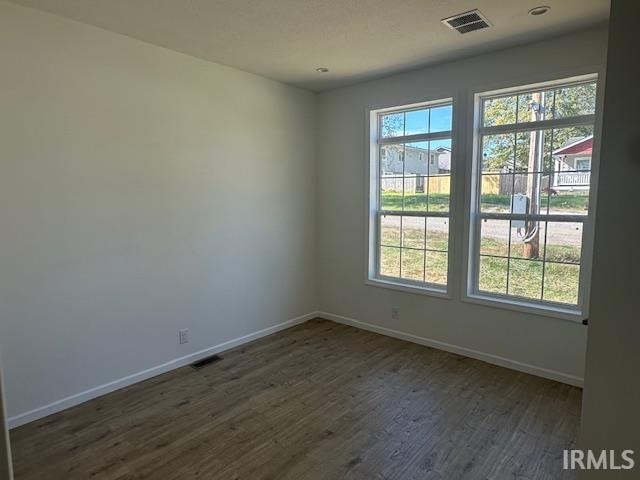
<box><xmin>317</xmin><ymin>27</ymin><xmax>608</xmax><ymax>383</ymax></box>
<box><xmin>579</xmin><ymin>0</ymin><xmax>640</xmax><ymax>472</ymax></box>
<box><xmin>0</xmin><ymin>1</ymin><xmax>316</xmax><ymax>422</ymax></box>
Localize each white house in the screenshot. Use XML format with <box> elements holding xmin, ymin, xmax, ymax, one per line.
<box><xmin>381</xmin><ymin>144</ymin><xmax>451</xmax><ymax>176</ymax></box>
<box><xmin>381</xmin><ymin>144</ymin><xmax>451</xmax><ymax>193</ymax></box>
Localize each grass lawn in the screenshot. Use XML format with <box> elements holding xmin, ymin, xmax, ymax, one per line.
<box><xmin>381</xmin><ymin>227</ymin><xmax>580</xmax><ymax>305</ymax></box>
<box><xmin>381</xmin><ymin>192</ymin><xmax>589</xmax><ymax>212</ymax></box>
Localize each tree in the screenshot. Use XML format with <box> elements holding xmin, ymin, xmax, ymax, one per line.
<box><xmin>482</xmin><ymin>83</ymin><xmax>595</xmax><ymax>173</ymax></box>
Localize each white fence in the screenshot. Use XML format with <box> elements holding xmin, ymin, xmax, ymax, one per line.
<box><xmin>555</xmin><ymin>172</ymin><xmax>591</xmax><ymax>187</ymax></box>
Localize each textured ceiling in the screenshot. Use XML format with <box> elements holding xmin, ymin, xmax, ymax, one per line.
<box><xmin>9</xmin><ymin>0</ymin><xmax>610</xmax><ymax>91</ymax></box>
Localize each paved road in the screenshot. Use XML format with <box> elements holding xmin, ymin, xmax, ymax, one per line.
<box><xmin>383</xmin><ymin>214</ymin><xmax>582</xmax><ymax>247</ymax></box>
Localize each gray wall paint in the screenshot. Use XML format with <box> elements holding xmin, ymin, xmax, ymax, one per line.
<box><xmin>317</xmin><ymin>27</ymin><xmax>608</xmax><ymax>381</ymax></box>
<box><xmin>0</xmin><ymin>2</ymin><xmax>316</xmax><ymax>419</ymax></box>
<box><xmin>579</xmin><ymin>0</ymin><xmax>640</xmax><ymax>473</ymax></box>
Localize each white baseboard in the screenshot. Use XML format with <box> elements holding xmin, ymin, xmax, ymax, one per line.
<box><xmin>10</xmin><ymin>310</ymin><xmax>581</xmax><ymax>429</ymax></box>
<box><xmin>8</xmin><ymin>312</ymin><xmax>319</xmax><ymax>429</ymax></box>
<box><xmin>318</xmin><ymin>311</ymin><xmax>584</xmax><ymax>388</ymax></box>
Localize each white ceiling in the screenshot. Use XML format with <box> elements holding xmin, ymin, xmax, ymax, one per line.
<box><xmin>9</xmin><ymin>0</ymin><xmax>610</xmax><ymax>91</ymax></box>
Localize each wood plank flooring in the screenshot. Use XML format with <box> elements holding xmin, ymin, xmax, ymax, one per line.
<box><xmin>10</xmin><ymin>319</ymin><xmax>581</xmax><ymax>479</ymax></box>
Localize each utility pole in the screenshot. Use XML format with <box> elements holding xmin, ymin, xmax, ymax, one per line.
<box><xmin>523</xmin><ymin>92</ymin><xmax>544</xmax><ymax>258</ymax></box>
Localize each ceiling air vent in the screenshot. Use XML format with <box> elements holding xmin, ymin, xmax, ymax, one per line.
<box><xmin>441</xmin><ymin>9</ymin><xmax>491</xmax><ymax>34</ymax></box>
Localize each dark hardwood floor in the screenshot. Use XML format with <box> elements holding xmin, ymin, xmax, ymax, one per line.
<box><xmin>10</xmin><ymin>319</ymin><xmax>581</xmax><ymax>479</ymax></box>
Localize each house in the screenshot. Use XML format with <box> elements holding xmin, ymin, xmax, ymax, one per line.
<box><xmin>552</xmin><ymin>135</ymin><xmax>593</xmax><ymax>191</ymax></box>
<box><xmin>381</xmin><ymin>144</ymin><xmax>451</xmax><ymax>194</ymax></box>
<box><xmin>381</xmin><ymin>144</ymin><xmax>451</xmax><ymax>176</ymax></box>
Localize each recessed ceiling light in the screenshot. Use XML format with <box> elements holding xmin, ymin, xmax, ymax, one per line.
<box><xmin>316</xmin><ymin>67</ymin><xmax>329</xmax><ymax>73</ymax></box>
<box><xmin>529</xmin><ymin>5</ymin><xmax>550</xmax><ymax>16</ymax></box>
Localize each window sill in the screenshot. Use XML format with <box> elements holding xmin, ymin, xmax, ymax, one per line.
<box><xmin>366</xmin><ymin>277</ymin><xmax>450</xmax><ymax>299</ymax></box>
<box><xmin>462</xmin><ymin>293</ymin><xmax>586</xmax><ymax>324</ymax></box>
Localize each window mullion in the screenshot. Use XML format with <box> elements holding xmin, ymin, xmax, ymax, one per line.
<box><xmin>378</xmin><ymin>210</ymin><xmax>449</xmax><ymax>218</ymax></box>
<box><xmin>378</xmin><ymin>131</ymin><xmax>452</xmax><ymax>145</ymax></box>
<box><xmin>478</xmin><ymin>212</ymin><xmax>587</xmax><ymax>223</ymax></box>
<box><xmin>479</xmin><ymin>114</ymin><xmax>595</xmax><ymax>136</ymax></box>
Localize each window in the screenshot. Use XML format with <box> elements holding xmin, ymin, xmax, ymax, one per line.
<box><xmin>368</xmin><ymin>100</ymin><xmax>453</xmax><ymax>293</ymax></box>
<box><xmin>576</xmin><ymin>157</ymin><xmax>591</xmax><ymax>171</ymax></box>
<box><xmin>468</xmin><ymin>76</ymin><xmax>598</xmax><ymax>314</ymax></box>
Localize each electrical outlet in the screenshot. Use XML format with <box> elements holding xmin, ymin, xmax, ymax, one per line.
<box><xmin>391</xmin><ymin>306</ymin><xmax>400</xmax><ymax>320</ymax></box>
<box><xmin>179</xmin><ymin>329</ymin><xmax>189</xmax><ymax>344</ymax></box>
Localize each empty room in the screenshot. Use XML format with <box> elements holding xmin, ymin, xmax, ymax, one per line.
<box><xmin>1</xmin><ymin>0</ymin><xmax>638</xmax><ymax>479</ymax></box>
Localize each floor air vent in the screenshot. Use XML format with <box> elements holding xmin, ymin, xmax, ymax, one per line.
<box><xmin>441</xmin><ymin>9</ymin><xmax>491</xmax><ymax>34</ymax></box>
<box><xmin>191</xmin><ymin>354</ymin><xmax>223</xmax><ymax>369</ymax></box>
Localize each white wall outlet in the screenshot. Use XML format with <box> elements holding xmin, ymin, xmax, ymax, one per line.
<box><xmin>179</xmin><ymin>329</ymin><xmax>189</xmax><ymax>344</ymax></box>
<box><xmin>391</xmin><ymin>306</ymin><xmax>400</xmax><ymax>320</ymax></box>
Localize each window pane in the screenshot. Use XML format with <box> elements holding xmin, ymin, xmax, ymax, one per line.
<box><xmin>548</xmin><ymin>191</ymin><xmax>590</xmax><ymax>215</ymax></box>
<box><xmin>380</xmin><ymin>144</ymin><xmax>404</xmax><ymax>175</ymax></box>
<box><xmin>429</xmin><ymin>139</ymin><xmax>452</xmax><ymax>174</ymax></box>
<box><xmin>480</xmin><ymin>219</ymin><xmax>510</xmax><ymax>257</ymax></box>
<box><xmin>545</xmin><ymin>222</ymin><xmax>582</xmax><ymax>264</ymax></box>
<box><xmin>481</xmin><ymin>132</ymin><xmax>515</xmax><ymax>213</ymax></box>
<box><xmin>517</xmin><ymin>89</ymin><xmax>555</xmax><ymax>123</ymax></box>
<box><xmin>380</xmin><ymin>112</ymin><xmax>404</xmax><ymax>138</ymax></box>
<box><xmin>510</xmin><ymin>221</ymin><xmax>545</xmax><ymax>260</ymax></box>
<box><xmin>402</xmin><ymin>248</ymin><xmax>425</xmax><ymax>282</ymax></box>
<box><xmin>405</xmin><ymin>109</ymin><xmax>428</xmax><ymax>135</ymax></box>
<box><xmin>479</xmin><ymin>256</ymin><xmax>508</xmax><ymax>294</ymax></box>
<box><xmin>402</xmin><ymin>180</ymin><xmax>428</xmax><ymax>211</ymax></box>
<box><xmin>550</xmin><ymin>126</ymin><xmax>594</xmax><ymax>157</ymax></box>
<box><xmin>426</xmin><ymin>217</ymin><xmax>449</xmax><ymax>251</ymax></box>
<box><xmin>508</xmin><ymin>259</ymin><xmax>543</xmax><ymax>300</ymax></box>
<box><xmin>514</xmin><ymin>131</ymin><xmax>540</xmax><ymax>173</ymax></box>
<box><xmin>517</xmin><ymin>92</ymin><xmax>534</xmax><ymax>123</ymax></box>
<box><xmin>430</xmin><ymin>105</ymin><xmax>452</xmax><ymax>133</ymax></box>
<box><xmin>480</xmin><ymin>174</ymin><xmax>509</xmax><ymax>213</ymax></box>
<box><xmin>428</xmin><ymin>175</ymin><xmax>450</xmax><ymax>212</ymax></box>
<box><xmin>510</xmin><ymin>172</ymin><xmax>550</xmax><ymax>216</ymax></box>
<box><xmin>380</xmin><ymin>177</ymin><xmax>403</xmax><ymax>211</ymax></box>
<box><xmin>425</xmin><ymin>251</ymin><xmax>448</xmax><ymax>285</ymax></box>
<box><xmin>380</xmin><ymin>215</ymin><xmax>401</xmax><ymax>246</ymax></box>
<box><xmin>553</xmin><ymin>82</ymin><xmax>597</xmax><ymax>119</ymax></box>
<box><xmin>380</xmin><ymin>246</ymin><xmax>400</xmax><ymax>278</ymax></box>
<box><xmin>404</xmin><ymin>142</ymin><xmax>428</xmax><ymax>176</ymax></box>
<box><xmin>483</xmin><ymin>96</ymin><xmax>517</xmax><ymax>127</ymax></box>
<box><xmin>543</xmin><ymin>263</ymin><xmax>580</xmax><ymax>305</ymax></box>
<box><xmin>482</xmin><ymin>133</ymin><xmax>515</xmax><ymax>172</ymax></box>
<box><xmin>402</xmin><ymin>216</ymin><xmax>425</xmax><ymax>249</ymax></box>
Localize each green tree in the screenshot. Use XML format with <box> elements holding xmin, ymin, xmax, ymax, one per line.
<box><xmin>482</xmin><ymin>83</ymin><xmax>595</xmax><ymax>173</ymax></box>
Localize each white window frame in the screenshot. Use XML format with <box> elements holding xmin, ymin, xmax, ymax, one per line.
<box><xmin>366</xmin><ymin>98</ymin><xmax>454</xmax><ymax>298</ymax></box>
<box><xmin>463</xmin><ymin>73</ymin><xmax>599</xmax><ymax>321</ymax></box>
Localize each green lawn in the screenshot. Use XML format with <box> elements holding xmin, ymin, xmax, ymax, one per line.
<box><xmin>480</xmin><ymin>236</ymin><xmax>581</xmax><ymax>264</ymax></box>
<box><xmin>380</xmin><ymin>228</ymin><xmax>580</xmax><ymax>305</ymax></box>
<box><xmin>381</xmin><ymin>192</ymin><xmax>589</xmax><ymax>212</ymax></box>
<box><xmin>381</xmin><ymin>192</ymin><xmax>449</xmax><ymax>211</ymax></box>
<box><xmin>478</xmin><ymin>256</ymin><xmax>580</xmax><ymax>304</ymax></box>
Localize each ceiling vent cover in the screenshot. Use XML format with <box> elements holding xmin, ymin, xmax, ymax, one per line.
<box><xmin>441</xmin><ymin>9</ymin><xmax>491</xmax><ymax>34</ymax></box>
